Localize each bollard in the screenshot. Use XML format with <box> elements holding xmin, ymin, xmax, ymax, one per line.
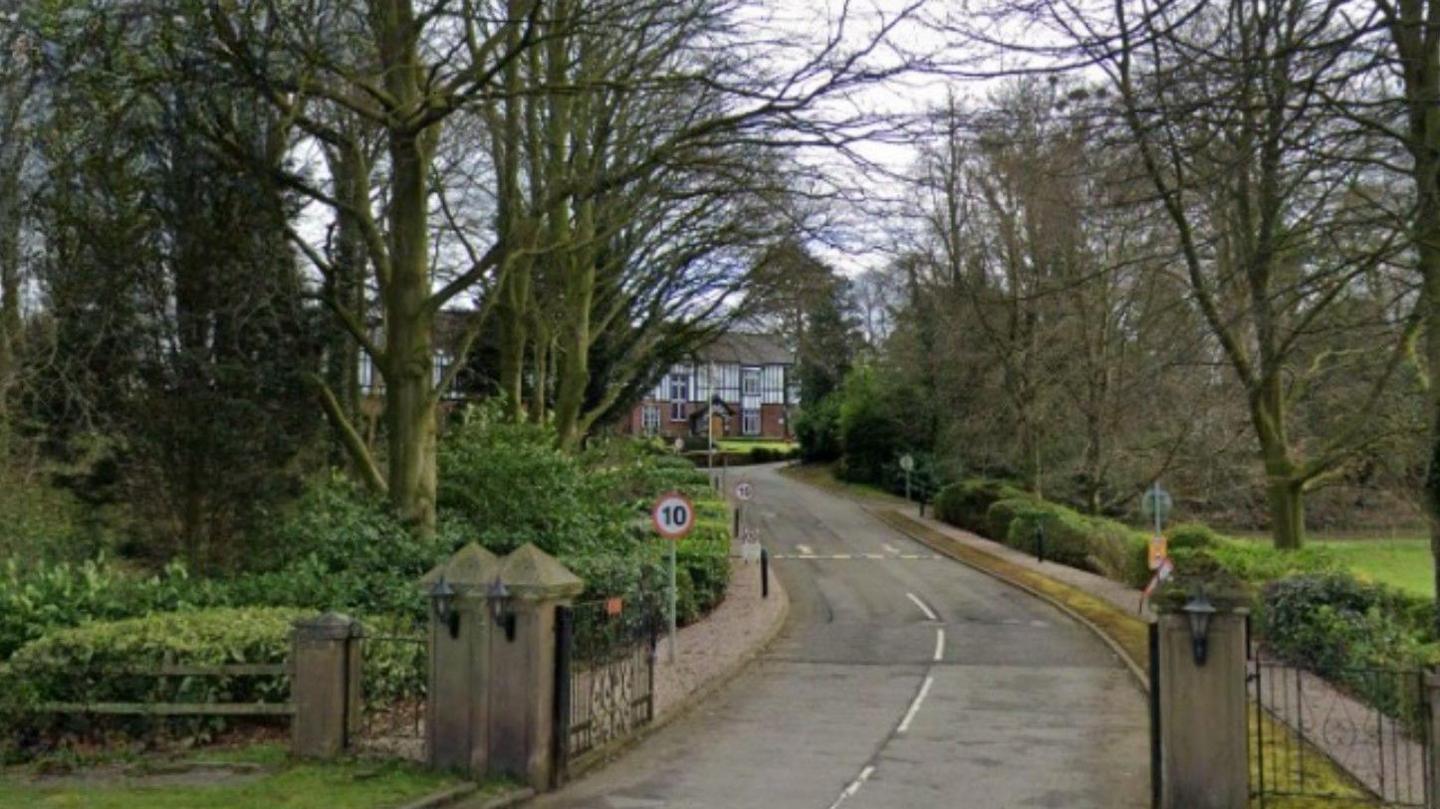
<box><xmin>1149</xmin><ymin>622</ymin><xmax>1162</xmax><ymax>809</ymax></box>
<box><xmin>1035</xmin><ymin>521</ymin><xmax>1046</xmax><ymax>563</ymax></box>
<box><xmin>761</xmin><ymin>548</ymin><xmax>769</xmax><ymax>599</ymax></box>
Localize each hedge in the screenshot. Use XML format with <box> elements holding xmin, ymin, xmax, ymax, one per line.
<box><xmin>933</xmin><ymin>479</ymin><xmax>1028</xmax><ymax>534</ymax></box>
<box><xmin>991</xmin><ymin>499</ymin><xmax>1150</xmax><ymax>586</ymax></box>
<box><xmin>1261</xmin><ymin>575</ymin><xmax>1436</xmax><ymax>726</ymax></box>
<box><xmin>2</xmin><ymin>607</ymin><xmax>306</xmax><ymax>714</ymax></box>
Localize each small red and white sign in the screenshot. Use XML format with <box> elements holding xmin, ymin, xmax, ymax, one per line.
<box><xmin>734</xmin><ymin>481</ymin><xmax>754</xmax><ymax>502</ymax></box>
<box><xmin>1141</xmin><ymin>556</ymin><xmax>1175</xmax><ymax>605</ymax></box>
<box><xmin>651</xmin><ymin>492</ymin><xmax>696</xmax><ymax>540</ymax></box>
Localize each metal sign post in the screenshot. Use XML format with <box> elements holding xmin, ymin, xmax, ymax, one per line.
<box><xmin>899</xmin><ymin>453</ymin><xmax>915</xmax><ymax>502</ymax></box>
<box><xmin>652</xmin><ymin>492</ymin><xmax>696</xmax><ymax>662</ymax></box>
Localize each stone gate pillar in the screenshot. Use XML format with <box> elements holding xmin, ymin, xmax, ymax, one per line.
<box><xmin>291</xmin><ymin>612</ymin><xmax>363</xmax><ymax>758</ymax></box>
<box><xmin>1157</xmin><ymin>598</ymin><xmax>1249</xmax><ymax>809</ymax></box>
<box><xmin>421</xmin><ymin>543</ymin><xmax>501</xmax><ymax>775</ymax></box>
<box><xmin>487</xmin><ymin>543</ymin><xmax>584</xmax><ymax>790</ymax></box>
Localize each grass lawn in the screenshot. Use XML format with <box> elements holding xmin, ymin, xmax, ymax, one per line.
<box><xmin>0</xmin><ymin>744</ymin><xmax>488</xmax><ymax>809</ymax></box>
<box><xmin>715</xmin><ymin>438</ymin><xmax>797</xmax><ymax>453</ymax></box>
<box><xmin>1230</xmin><ymin>531</ymin><xmax>1434</xmax><ymax>597</ymax></box>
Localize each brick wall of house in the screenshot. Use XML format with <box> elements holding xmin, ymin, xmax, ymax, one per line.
<box><xmin>760</xmin><ymin>404</ymin><xmax>791</xmax><ymax>440</ymax></box>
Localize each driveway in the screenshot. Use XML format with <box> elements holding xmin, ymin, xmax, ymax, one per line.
<box><xmin>531</xmin><ymin>465</ymin><xmax>1148</xmax><ymax>809</ymax></box>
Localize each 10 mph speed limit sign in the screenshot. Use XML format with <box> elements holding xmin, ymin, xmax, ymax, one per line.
<box><xmin>652</xmin><ymin>492</ymin><xmax>696</xmax><ymax>540</ymax></box>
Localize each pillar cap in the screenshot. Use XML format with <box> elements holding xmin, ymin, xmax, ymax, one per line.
<box><xmin>294</xmin><ymin>611</ymin><xmax>364</xmax><ymax>640</ymax></box>
<box><xmin>497</xmin><ymin>543</ymin><xmax>584</xmax><ymax>600</ymax></box>
<box><xmin>420</xmin><ymin>542</ymin><xmax>502</xmax><ymax>595</ymax></box>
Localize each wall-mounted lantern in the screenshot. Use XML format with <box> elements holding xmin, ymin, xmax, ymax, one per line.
<box><xmin>430</xmin><ymin>575</ymin><xmax>459</xmax><ymax>639</ymax></box>
<box><xmin>488</xmin><ymin>576</ymin><xmax>516</xmax><ymax>642</ymax></box>
<box><xmin>1181</xmin><ymin>593</ymin><xmax>1217</xmax><ymax>666</ymax></box>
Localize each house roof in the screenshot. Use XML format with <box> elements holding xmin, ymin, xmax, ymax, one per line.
<box><xmin>695</xmin><ymin>332</ymin><xmax>794</xmax><ymax>366</ymax></box>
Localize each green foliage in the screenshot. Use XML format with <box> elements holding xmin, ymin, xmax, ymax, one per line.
<box><xmin>2</xmin><ymin>607</ymin><xmax>305</xmax><ymax>717</ymax></box>
<box><xmin>440</xmin><ymin>407</ymin><xmax>630</xmax><ymax>556</ymax></box>
<box><xmin>1261</xmin><ymin>575</ymin><xmax>1434</xmax><ymax>724</ymax></box>
<box><xmin>998</xmin><ymin>499</ymin><xmax>1151</xmax><ymax>586</ymax></box>
<box><xmin>1171</xmin><ymin>543</ymin><xmax>1341</xmax><ymax>584</ymax></box>
<box><xmin>0</xmin><ymin>558</ymin><xmax>225</xmax><ymax>661</ymax></box>
<box><xmin>1167</xmin><ymin>522</ymin><xmax>1222</xmax><ymax>551</ymax></box>
<box><xmin>934</xmin><ymin>478</ymin><xmax>1028</xmax><ymax>533</ymax></box>
<box><xmin>795</xmin><ymin>396</ymin><xmax>842</xmax><ymax>462</ymax></box>
<box><xmin>835</xmin><ymin>366</ymin><xmax>910</xmax><ymax>485</ymax></box>
<box><xmin>0</xmin><ymin>467</ymin><xmax>94</xmax><ymax>567</ymax></box>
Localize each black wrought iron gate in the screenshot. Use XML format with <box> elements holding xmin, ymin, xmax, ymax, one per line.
<box><xmin>553</xmin><ymin>595</ymin><xmax>658</xmax><ymax>785</ymax></box>
<box><xmin>1249</xmin><ymin>658</ymin><xmax>1430</xmax><ymax>807</ymax></box>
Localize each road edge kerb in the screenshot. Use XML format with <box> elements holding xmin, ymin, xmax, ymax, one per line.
<box><xmin>868</xmin><ymin>506</ymin><xmax>1150</xmax><ymax>693</ymax></box>
<box><xmin>542</xmin><ymin>562</ymin><xmax>791</xmax><ymax>791</ymax></box>
<box><xmin>393</xmin><ymin>781</ymin><xmax>479</xmax><ymax>809</ymax></box>
<box><xmin>434</xmin><ymin>784</ymin><xmax>537</xmax><ymax>809</ymax></box>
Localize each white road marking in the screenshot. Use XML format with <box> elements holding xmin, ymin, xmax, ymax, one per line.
<box><xmin>906</xmin><ymin>592</ymin><xmax>939</xmax><ymax>622</ymax></box>
<box><xmin>825</xmin><ymin>764</ymin><xmax>876</xmax><ymax>809</ymax></box>
<box><xmin>933</xmin><ymin>628</ymin><xmax>945</xmax><ymax>662</ymax></box>
<box><xmin>1030</xmin><ymin>620</ymin><xmax>1050</xmax><ymax>627</ymax></box>
<box><xmin>883</xmin><ymin>543</ymin><xmax>901</xmax><ymax>555</ymax></box>
<box><xmin>796</xmin><ymin>544</ymin><xmax>814</xmax><ymax>556</ymax></box>
<box><xmin>768</xmin><ymin>554</ymin><xmax>941</xmax><ymax>560</ymax></box>
<box><xmin>897</xmin><ymin>675</ymin><xmax>935</xmax><ymax>734</ymax></box>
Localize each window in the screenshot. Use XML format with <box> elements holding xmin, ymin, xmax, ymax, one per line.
<box><xmin>433</xmin><ymin>350</ymin><xmax>453</xmax><ymax>397</ymax></box>
<box><xmin>743</xmin><ymin>409</ymin><xmax>760</xmax><ymax>436</ymax></box>
<box><xmin>742</xmin><ymin>367</ymin><xmax>760</xmax><ymax>396</ymax></box>
<box><xmin>668</xmin><ymin>367</ymin><xmax>690</xmax><ymax>420</ymax></box>
<box><xmin>359</xmin><ymin>353</ymin><xmax>378</xmax><ymax>394</ymax></box>
<box><xmin>642</xmin><ymin>404</ymin><xmax>661</xmax><ymax>435</ymax></box>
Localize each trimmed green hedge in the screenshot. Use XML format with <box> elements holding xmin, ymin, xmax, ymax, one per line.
<box><xmin>1261</xmin><ymin>575</ymin><xmax>1436</xmax><ymax>725</ymax></box>
<box><xmin>2</xmin><ymin>607</ymin><xmax>305</xmax><ymax>712</ymax></box>
<box><xmin>933</xmin><ymin>479</ymin><xmax>1028</xmax><ymax>534</ymax></box>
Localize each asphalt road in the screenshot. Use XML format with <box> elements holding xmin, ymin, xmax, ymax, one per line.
<box><xmin>531</xmin><ymin>465</ymin><xmax>1149</xmax><ymax>809</ymax></box>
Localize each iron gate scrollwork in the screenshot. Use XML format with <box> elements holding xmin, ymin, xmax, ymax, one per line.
<box><xmin>1249</xmin><ymin>659</ymin><xmax>1430</xmax><ymax>807</ymax></box>
<box><xmin>554</xmin><ymin>593</ymin><xmax>659</xmax><ymax>783</ymax></box>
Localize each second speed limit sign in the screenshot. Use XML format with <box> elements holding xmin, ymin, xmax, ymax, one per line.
<box><xmin>651</xmin><ymin>492</ymin><xmax>696</xmax><ymax>540</ymax></box>
<box><xmin>734</xmin><ymin>481</ymin><xmax>753</xmax><ymax>502</ymax></box>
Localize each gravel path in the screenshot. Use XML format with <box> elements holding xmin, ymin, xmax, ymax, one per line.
<box><xmin>652</xmin><ymin>552</ymin><xmax>788</xmax><ymax>719</ymax></box>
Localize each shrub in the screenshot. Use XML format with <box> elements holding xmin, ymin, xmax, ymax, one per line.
<box><xmin>934</xmin><ymin>479</ymin><xmax>1027</xmax><ymax>534</ymax></box>
<box><xmin>223</xmin><ymin>475</ymin><xmax>453</xmax><ymax>625</ymax></box>
<box><xmin>1003</xmin><ymin>501</ymin><xmax>1150</xmax><ymax>585</ymax></box>
<box><xmin>836</xmin><ymin>367</ymin><xmax>908</xmax><ymax>485</ymax></box>
<box><xmin>795</xmin><ymin>397</ymin><xmax>842</xmax><ymax>462</ymax></box>
<box><xmin>3</xmin><ymin>607</ymin><xmax>305</xmax><ymax>713</ymax></box>
<box><xmin>983</xmin><ymin>497</ymin><xmax>1038</xmax><ymax>543</ymax></box>
<box><xmin>1261</xmin><ymin>575</ymin><xmax>1431</xmax><ymax>724</ymax></box>
<box><xmin>1167</xmin><ymin>522</ymin><xmax>1222</xmax><ymax>552</ymax></box>
<box><xmin>0</xmin><ymin>557</ymin><xmax>226</xmax><ymax>660</ymax></box>
<box><xmin>1173</xmin><ymin>542</ymin><xmax>1341</xmax><ymax>585</ymax></box>
<box><xmin>439</xmin><ymin>408</ymin><xmax>629</xmax><ymax>557</ymax></box>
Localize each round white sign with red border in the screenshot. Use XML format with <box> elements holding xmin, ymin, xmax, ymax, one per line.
<box><xmin>651</xmin><ymin>492</ymin><xmax>696</xmax><ymax>540</ymax></box>
<box><xmin>734</xmin><ymin>481</ymin><xmax>753</xmax><ymax>502</ymax></box>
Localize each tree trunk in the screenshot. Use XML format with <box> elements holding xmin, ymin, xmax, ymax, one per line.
<box><xmin>552</xmin><ymin>262</ymin><xmax>594</xmax><ymax>449</ymax></box>
<box><xmin>497</xmin><ymin>267</ymin><xmax>529</xmax><ymax>420</ymax></box>
<box><xmin>1265</xmin><ymin>474</ymin><xmax>1305</xmax><ymax>551</ymax></box>
<box><xmin>1250</xmin><ymin>350</ymin><xmax>1306</xmax><ymax>548</ymax></box>
<box><xmin>0</xmin><ymin>162</ymin><xmax>20</xmax><ymax>423</ymax></box>
<box><xmin>383</xmin><ymin>129</ymin><xmax>439</xmax><ymax>533</ymax></box>
<box><xmin>324</xmin><ymin>144</ymin><xmax>369</xmax><ymax>430</ymax></box>
<box><xmin>1419</xmin><ymin>204</ymin><xmax>1440</xmax><ymax>636</ymax></box>
<box><xmin>529</xmin><ymin>326</ymin><xmax>548</xmax><ymax>423</ymax></box>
